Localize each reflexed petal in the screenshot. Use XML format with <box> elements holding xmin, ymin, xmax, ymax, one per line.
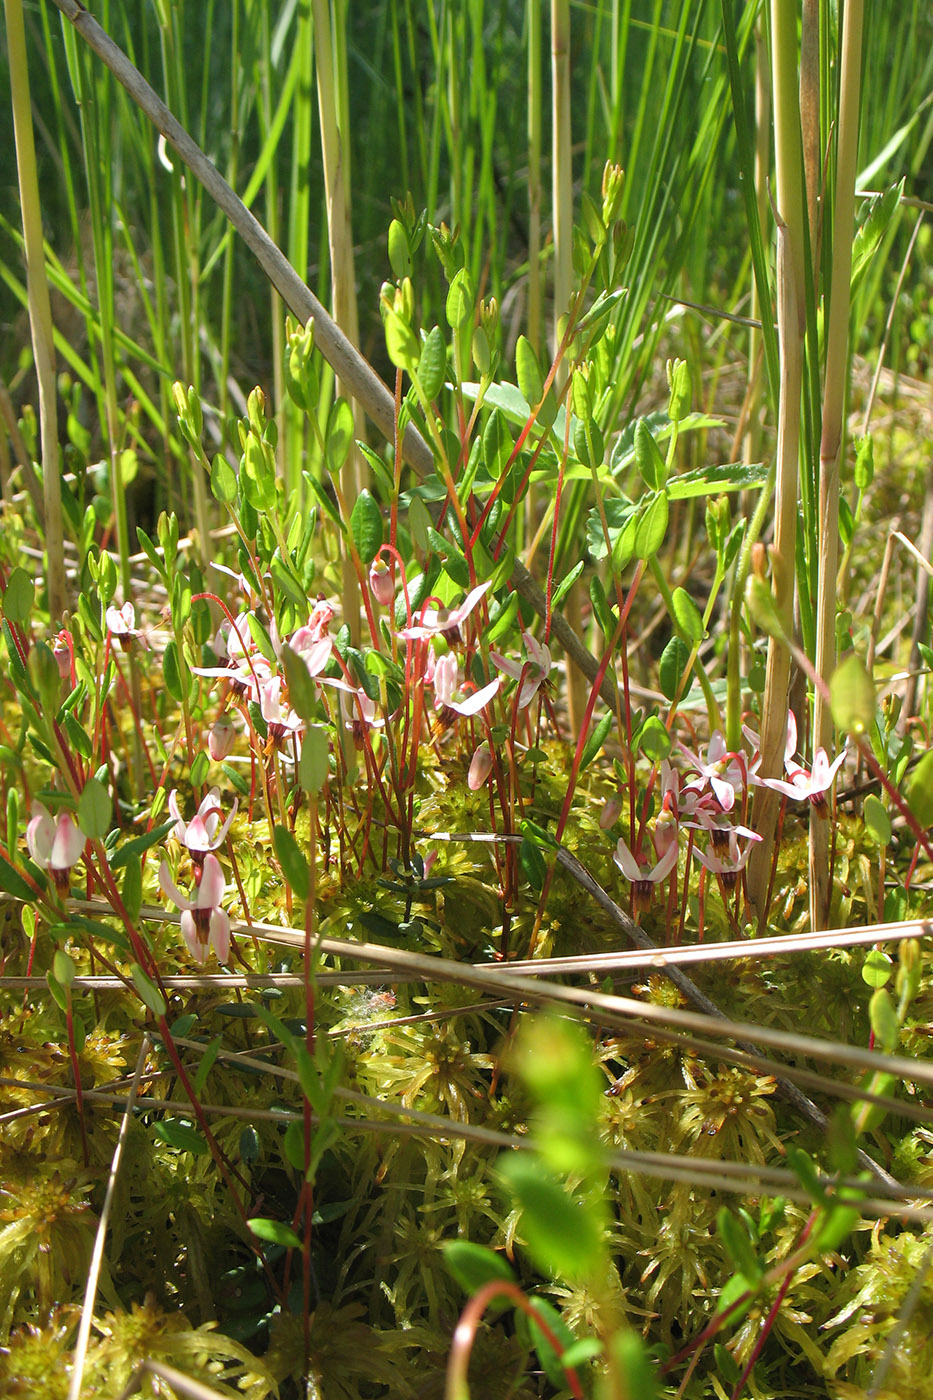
<box><xmin>710</xmin><ymin>775</ymin><xmax>737</xmax><ymax>811</ymax></box>
<box><xmin>198</xmin><ymin>853</ymin><xmax>227</xmax><ymax>908</ymax></box>
<box><xmin>168</xmin><ymin>790</ymin><xmax>186</xmax><ymax>841</ymax></box>
<box><xmin>613</xmin><ymin>838</ymin><xmax>642</xmax><ymax>882</ymax></box>
<box><xmin>180</xmin><ymin>910</ymin><xmax>207</xmax><ymax>962</ymax></box>
<box><xmin>159</xmin><ymin>858</ymin><xmax>193</xmax><ymax>911</ymax></box>
<box><xmin>449</xmin><ymin>676</ymin><xmax>500</xmax><ymax>716</ymax></box>
<box><xmin>50</xmin><ymin>814</ymin><xmax>85</xmax><ymax>870</ymax></box>
<box><xmin>26</xmin><ymin>803</ymin><xmax>55</xmax><ymax>866</ymax></box>
<box><xmin>452</xmin><ymin>581</ymin><xmax>492</xmax><ymax>623</ymax></box>
<box><xmin>648</xmin><ymin>841</ymin><xmax>679</xmax><ymax>883</ymax></box>
<box><xmin>432</xmin><ymin>653</ymin><xmax>459</xmax><ymax>707</ymax></box>
<box><xmin>783</xmin><ymin>710</ymin><xmax>798</xmax><ymax>764</ymax></box>
<box><xmin>185</xmin><ymin>816</ymin><xmax>212</xmax><ymax>853</ymax></box>
<box><xmin>210</xmin><ymin>908</ymin><xmax>231</xmax><ymax>963</ymax></box>
<box><xmin>489</xmin><ymin>650</ymin><xmax>523</xmax><ymax>682</ymax></box>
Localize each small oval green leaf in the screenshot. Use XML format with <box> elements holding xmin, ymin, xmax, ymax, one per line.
<box><xmin>3</xmin><ymin>566</ymin><xmax>35</xmax><ymax>625</ymax></box>
<box><xmin>417</xmin><ymin>325</ymin><xmax>447</xmax><ymax>401</ymax></box>
<box><xmin>132</xmin><ymin>963</ymin><xmax>167</xmax><ymax>1017</ymax></box>
<box><xmin>273</xmin><ymin>825</ymin><xmax>310</xmax><ymax>901</ymax></box>
<box><xmin>659</xmin><ymin>636</ymin><xmax>691</xmax><ymax>701</ymax></box>
<box><xmin>830</xmin><ymin>653</ymin><xmax>875</xmax><ymax>736</ymax></box>
<box><xmin>634</xmin><ymin>492</ymin><xmax>669</xmax><ymax>560</ymax></box>
<box><xmin>349</xmin><ymin>489</ymin><xmax>383</xmax><ymax>565</ymax></box>
<box><xmin>249</xmin><ymin>1217</ymin><xmax>303</xmax><ymax>1250</ymax></box>
<box><xmin>671</xmin><ymin>587</ymin><xmax>704</xmax><ymax>644</ymax></box>
<box><xmin>78</xmin><ymin>776</ymin><xmax>112</xmax><ymax>840</ymax></box>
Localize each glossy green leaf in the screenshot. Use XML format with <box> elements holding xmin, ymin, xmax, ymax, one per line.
<box><xmin>325</xmin><ymin>398</ymin><xmax>355</xmax><ymax>476</ymax></box>
<box><xmin>417</xmin><ymin>325</ymin><xmax>447</xmax><ymax>400</ymax></box>
<box><xmin>273</xmin><ymin>825</ymin><xmax>310</xmax><ymax>900</ymax></box>
<box><xmin>830</xmin><ymin>653</ymin><xmax>875</xmax><ymax>736</ymax></box>
<box><xmin>210</xmin><ymin>453</ymin><xmax>238</xmax><ymax>504</ymax></box>
<box><xmin>350</xmin><ymin>490</ymin><xmax>383</xmax><ymax>565</ymax></box>
<box><xmin>152</xmin><ymin>1118</ymin><xmax>209</xmax><ymax>1155</ymax></box>
<box><xmin>659</xmin><ymin>636</ymin><xmax>691</xmax><ymax>701</ymax></box>
<box><xmin>579</xmin><ymin>712</ymin><xmax>614</xmax><ymax>773</ymax></box>
<box><xmin>515</xmin><ymin>334</ymin><xmax>544</xmax><ymax>408</ymax></box>
<box><xmin>634</xmin><ymin>493</ymin><xmax>668</xmax><ymax>560</ymax></box>
<box><xmin>634</xmin><ymin>420</ymin><xmax>667</xmax><ymax>489</ymax></box>
<box><xmin>445</xmin><ymin>267</ymin><xmax>474</xmax><ymax>330</ymax></box>
<box><xmin>483</xmin><ymin>409</ymin><xmax>513</xmax><ymax>480</ymax></box>
<box><xmin>862</xmin><ymin>794</ymin><xmax>891</xmax><ymax>846</ymax></box>
<box><xmin>671</xmin><ymin>587</ymin><xmax>704</xmax><ymax>643</ymax></box>
<box><xmin>298</xmin><ymin>724</ymin><xmax>329</xmax><ymax>793</ymax></box>
<box><xmin>121</xmin><ymin>853</ymin><xmax>142</xmax><ymax>922</ymax></box>
<box><xmin>3</xmin><ymin>566</ymin><xmax>34</xmax><ymax>625</ymax></box>
<box><xmin>443</xmin><ymin>1241</ymin><xmax>516</xmax><ymax>1302</ymax></box>
<box><xmin>861</xmin><ymin>948</ymin><xmax>892</xmax><ymax>989</ymax></box>
<box><xmin>109</xmin><ymin>818</ymin><xmax>176</xmax><ymax>869</ymax></box>
<box><xmin>0</xmin><ymin>851</ymin><xmax>37</xmax><ymax>902</ymax></box>
<box><xmin>869</xmin><ymin>987</ymin><xmax>899</xmax><ymax>1054</ymax></box>
<box><xmin>132</xmin><ymin>964</ymin><xmax>167</xmax><ymax>1017</ymax></box>
<box><xmin>907</xmin><ymin>749</ymin><xmax>933</xmax><ymax>828</ymax></box>
<box><xmin>499</xmin><ymin>1155</ymin><xmax>604</xmax><ymax>1282</ymax></box>
<box><xmin>78</xmin><ymin>777</ymin><xmax>111</xmax><ymax>840</ymax></box>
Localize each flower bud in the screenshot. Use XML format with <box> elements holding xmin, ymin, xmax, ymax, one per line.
<box><xmin>369</xmin><ymin>558</ymin><xmax>395</xmax><ymax>607</ymax></box>
<box><xmin>208</xmin><ymin>717</ymin><xmax>236</xmax><ymax>762</ymax></box>
<box><xmin>599</xmin><ymin>794</ymin><xmax>623</xmax><ymax>830</ymax></box>
<box><xmin>468</xmin><ymin>743</ymin><xmax>494</xmax><ymax>791</ymax></box>
<box><xmin>601</xmin><ymin>161</ymin><xmax>625</xmax><ymax>226</ymax></box>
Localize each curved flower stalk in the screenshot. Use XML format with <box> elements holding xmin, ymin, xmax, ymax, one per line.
<box><xmin>159</xmin><ymin>852</ymin><xmax>231</xmax><ymax>963</ymax></box>
<box><xmin>26</xmin><ymin>802</ymin><xmax>86</xmax><ymax>895</ymax></box>
<box><xmin>489</xmin><ymin>630</ymin><xmax>552</xmax><ymax>709</ymax></box>
<box><xmin>168</xmin><ymin>787</ymin><xmax>237</xmax><ymax>859</ymax></box>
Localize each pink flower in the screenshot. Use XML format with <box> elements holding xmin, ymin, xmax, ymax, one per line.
<box><xmin>168</xmin><ymin>787</ymin><xmax>237</xmax><ymax>858</ymax></box>
<box><xmin>304</xmin><ymin>598</ymin><xmax>336</xmax><ymax>641</ymax></box>
<box><xmin>613</xmin><ymin>836</ymin><xmax>678</xmax><ymax>914</ymax></box>
<box><xmin>613</xmin><ymin>837</ymin><xmax>679</xmax><ymax>885</ymax></box>
<box><xmin>693</xmin><ymin>828</ymin><xmax>759</xmax><ymax>888</ymax></box>
<box><xmin>432</xmin><ymin>652</ymin><xmax>500</xmax><ymax>718</ymax></box>
<box><xmin>398</xmin><ymin>581</ymin><xmax>491</xmax><ymax>644</ymax></box>
<box><xmin>320</xmin><ymin>676</ymin><xmax>387</xmax><ymax>747</ymax></box>
<box><xmin>193</xmin><ymin>612</ymin><xmax>271</xmax><ymax>700</ymax></box>
<box><xmin>159</xmin><ymin>853</ymin><xmax>231</xmax><ymax>963</ymax></box>
<box><xmin>599</xmin><ymin>794</ymin><xmax>623</xmax><ymax>830</ymax></box>
<box><xmin>26</xmin><ymin>802</ymin><xmax>86</xmax><ymax>893</ymax></box>
<box><xmin>287</xmin><ymin>626</ymin><xmax>331</xmax><ymax>678</ymax></box>
<box><xmin>259</xmin><ymin>675</ymin><xmax>304</xmax><ymax>746</ymax></box>
<box><xmin>106</xmin><ymin>601</ymin><xmax>151</xmax><ymax>651</ymax></box>
<box><xmin>51</xmin><ymin>629</ymin><xmax>75</xmax><ymax>682</ymax></box>
<box><xmin>489</xmin><ymin>631</ymin><xmax>552</xmax><ymax>708</ymax></box>
<box><xmin>750</xmin><ymin>712</ymin><xmax>847</xmax><ymax>810</ymax></box>
<box><xmin>679</xmin><ymin>731</ymin><xmax>747</xmax><ymax>812</ymax></box>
